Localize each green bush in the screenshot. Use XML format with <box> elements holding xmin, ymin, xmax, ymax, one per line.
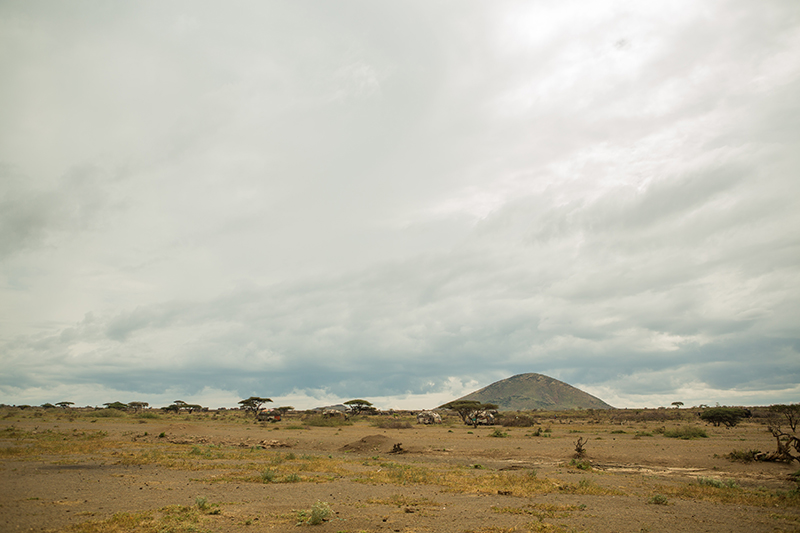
<box><xmin>569</xmin><ymin>459</ymin><xmax>592</xmax><ymax>471</ymax></box>
<box><xmin>698</xmin><ymin>407</ymin><xmax>751</xmax><ymax>428</ymax></box>
<box><xmin>261</xmin><ymin>469</ymin><xmax>276</xmax><ymax>483</ymax></box>
<box><xmin>697</xmin><ymin>477</ymin><xmax>738</xmax><ymax>489</ymax></box>
<box><xmin>489</xmin><ymin>428</ymin><xmax>508</xmax><ymax>438</ymax></box>
<box><xmin>648</xmin><ymin>494</ymin><xmax>668</xmax><ymax>505</ymax></box>
<box><xmin>308</xmin><ymin>501</ymin><xmax>332</xmax><ymax>525</ymax></box>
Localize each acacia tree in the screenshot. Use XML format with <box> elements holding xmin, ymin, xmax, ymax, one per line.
<box><xmin>671</xmin><ymin>401</ymin><xmax>684</xmax><ymax>408</ymax></box>
<box><xmin>104</xmin><ymin>401</ymin><xmax>129</xmax><ymax>411</ymax></box>
<box><xmin>770</xmin><ymin>404</ymin><xmax>800</xmax><ymax>432</ymax></box>
<box><xmin>765</xmin><ymin>404</ymin><xmax>800</xmax><ymax>463</ymax></box>
<box><xmin>55</xmin><ymin>401</ymin><xmax>74</xmax><ymax>409</ymax></box>
<box><xmin>128</xmin><ymin>401</ymin><xmax>149</xmax><ymax>412</ymax></box>
<box><xmin>238</xmin><ymin>396</ymin><xmax>272</xmax><ymax>417</ymax></box>
<box><xmin>698</xmin><ymin>407</ymin><xmax>751</xmax><ymax>427</ymax></box>
<box><xmin>344</xmin><ymin>399</ymin><xmax>373</xmax><ymax>415</ymax></box>
<box><xmin>441</xmin><ymin>400</ymin><xmax>499</xmax><ymax>428</ymax></box>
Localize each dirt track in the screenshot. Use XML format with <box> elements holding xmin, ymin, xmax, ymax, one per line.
<box><xmin>1</xmin><ymin>409</ymin><xmax>798</xmax><ymax>532</ymax></box>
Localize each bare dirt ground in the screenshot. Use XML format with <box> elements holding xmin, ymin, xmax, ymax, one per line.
<box><xmin>1</xmin><ymin>409</ymin><xmax>799</xmax><ymax>533</ymax></box>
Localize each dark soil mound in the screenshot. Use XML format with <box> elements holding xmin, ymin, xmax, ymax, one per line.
<box><xmin>340</xmin><ymin>434</ymin><xmax>401</xmax><ymax>454</ymax></box>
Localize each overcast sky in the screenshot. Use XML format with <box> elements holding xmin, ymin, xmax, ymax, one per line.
<box><xmin>1</xmin><ymin>1</ymin><xmax>799</xmax><ymax>410</ymax></box>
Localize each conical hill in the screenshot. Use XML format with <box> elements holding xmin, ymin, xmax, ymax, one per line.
<box><xmin>445</xmin><ymin>373</ymin><xmax>614</xmax><ymax>411</ymax></box>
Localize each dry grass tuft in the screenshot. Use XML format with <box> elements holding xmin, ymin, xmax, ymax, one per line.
<box><xmin>660</xmin><ymin>480</ymin><xmax>800</xmax><ymax>508</ymax></box>
<box><xmin>0</xmin><ymin>427</ymin><xmax>114</xmax><ymax>457</ymax></box>
<box><xmin>367</xmin><ymin>493</ymin><xmax>442</xmax><ymax>507</ymax></box>
<box><xmin>492</xmin><ymin>502</ymin><xmax>585</xmax><ymax>521</ymax></box>
<box><xmin>55</xmin><ymin>505</ymin><xmax>209</xmax><ymax>533</ymax></box>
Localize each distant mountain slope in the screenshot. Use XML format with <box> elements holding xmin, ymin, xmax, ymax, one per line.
<box><xmin>445</xmin><ymin>373</ymin><xmax>614</xmax><ymax>411</ymax></box>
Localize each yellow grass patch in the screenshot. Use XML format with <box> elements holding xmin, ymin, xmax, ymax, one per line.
<box><xmin>492</xmin><ymin>502</ymin><xmax>586</xmax><ymax>522</ymax></box>
<box><xmin>366</xmin><ymin>493</ymin><xmax>442</xmax><ymax>507</ymax></box>
<box><xmin>0</xmin><ymin>427</ymin><xmax>114</xmax><ymax>457</ymax></box>
<box><xmin>48</xmin><ymin>505</ymin><xmax>211</xmax><ymax>533</ymax></box>
<box><xmin>660</xmin><ymin>481</ymin><xmax>800</xmax><ymax>508</ymax></box>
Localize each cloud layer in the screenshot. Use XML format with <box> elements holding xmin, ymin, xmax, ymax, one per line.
<box><xmin>1</xmin><ymin>1</ymin><xmax>799</xmax><ymax>409</ymax></box>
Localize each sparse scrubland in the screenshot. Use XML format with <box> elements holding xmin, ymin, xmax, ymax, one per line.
<box><xmin>1</xmin><ymin>405</ymin><xmax>798</xmax><ymax>532</ymax></box>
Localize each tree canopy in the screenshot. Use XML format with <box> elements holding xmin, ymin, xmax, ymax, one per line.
<box><xmin>769</xmin><ymin>403</ymin><xmax>800</xmax><ymax>432</ymax></box>
<box><xmin>441</xmin><ymin>400</ymin><xmax>499</xmax><ymax>426</ymax></box>
<box><xmin>766</xmin><ymin>403</ymin><xmax>800</xmax><ymax>463</ymax></box>
<box><xmin>238</xmin><ymin>396</ymin><xmax>272</xmax><ymax>416</ymax></box>
<box><xmin>128</xmin><ymin>401</ymin><xmax>149</xmax><ymax>412</ymax></box>
<box><xmin>698</xmin><ymin>407</ymin><xmax>751</xmax><ymax>427</ymax></box>
<box><xmin>344</xmin><ymin>399</ymin><xmax>373</xmax><ymax>415</ymax></box>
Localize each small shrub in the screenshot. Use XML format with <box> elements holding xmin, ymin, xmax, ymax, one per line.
<box><xmin>307</xmin><ymin>500</ymin><xmax>332</xmax><ymax>525</ymax></box>
<box><xmin>569</xmin><ymin>459</ymin><xmax>592</xmax><ymax>471</ymax></box>
<box><xmin>697</xmin><ymin>477</ymin><xmax>738</xmax><ymax>489</ymax></box>
<box><xmin>726</xmin><ymin>449</ymin><xmax>761</xmax><ymax>463</ymax></box>
<box><xmin>283</xmin><ymin>473</ymin><xmax>301</xmax><ymax>483</ymax></box>
<box><xmin>648</xmin><ymin>494</ymin><xmax>668</xmax><ymax>505</ymax></box>
<box><xmin>610</xmin><ymin>430</ymin><xmax>626</xmax><ymax>434</ymax></box>
<box><xmin>195</xmin><ymin>496</ymin><xmax>209</xmax><ymax>510</ymax></box>
<box><xmin>158</xmin><ymin>432</ymin><xmax>166</xmax><ymax>438</ymax></box>
<box><xmin>574</xmin><ymin>436</ymin><xmax>588</xmax><ymax>457</ymax></box>
<box><xmin>489</xmin><ymin>428</ymin><xmax>508</xmax><ymax>438</ymax></box>
<box><xmin>663</xmin><ymin>426</ymin><xmax>708</xmax><ymax>439</ymax></box>
<box><xmin>261</xmin><ymin>469</ymin><xmax>276</xmax><ymax>483</ymax></box>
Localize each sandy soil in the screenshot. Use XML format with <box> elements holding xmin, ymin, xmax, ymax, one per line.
<box><xmin>1</xmin><ymin>410</ymin><xmax>798</xmax><ymax>532</ymax></box>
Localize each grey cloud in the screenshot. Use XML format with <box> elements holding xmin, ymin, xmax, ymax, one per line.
<box><xmin>1</xmin><ymin>1</ymin><xmax>799</xmax><ymax>409</ymax></box>
<box><xmin>0</xmin><ymin>165</ymin><xmax>110</xmax><ymax>259</ymax></box>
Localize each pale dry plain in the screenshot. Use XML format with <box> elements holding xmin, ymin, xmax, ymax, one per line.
<box><xmin>1</xmin><ymin>407</ymin><xmax>799</xmax><ymax>533</ymax></box>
